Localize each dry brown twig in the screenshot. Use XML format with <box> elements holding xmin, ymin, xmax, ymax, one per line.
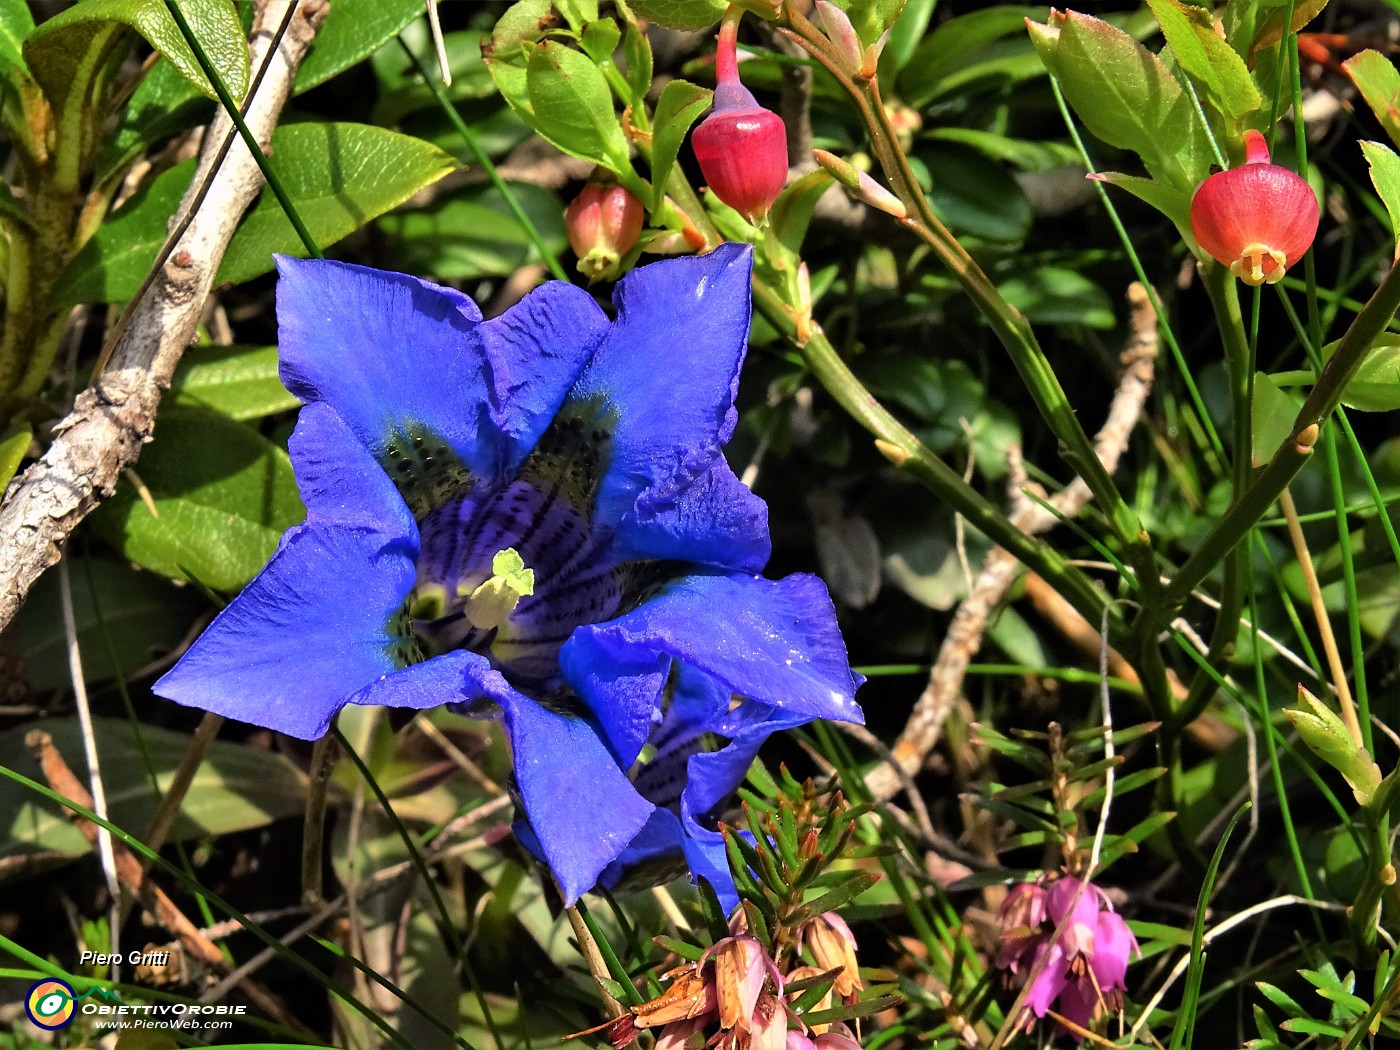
<box><xmin>865</xmin><ymin>284</ymin><xmax>1160</xmax><ymax>803</ymax></box>
<box><xmin>24</xmin><ymin>730</ymin><xmax>313</xmax><ymax>1033</ymax></box>
<box><xmin>0</xmin><ymin>0</ymin><xmax>327</xmax><ymax>633</ymax></box>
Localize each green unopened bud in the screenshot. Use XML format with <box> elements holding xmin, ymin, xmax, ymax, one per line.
<box><xmin>463</xmin><ymin>548</ymin><xmax>535</xmax><ymax>631</ymax></box>
<box><xmin>1286</xmin><ymin>685</ymin><xmax>1381</xmax><ymax>804</ymax></box>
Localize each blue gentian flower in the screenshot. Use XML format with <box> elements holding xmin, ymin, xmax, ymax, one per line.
<box><xmin>154</xmin><ymin>244</ymin><xmax>863</xmax><ymax>905</ymax></box>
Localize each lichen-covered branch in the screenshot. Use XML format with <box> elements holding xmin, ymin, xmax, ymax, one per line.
<box><xmin>0</xmin><ymin>0</ymin><xmax>326</xmax><ymax>632</ymax></box>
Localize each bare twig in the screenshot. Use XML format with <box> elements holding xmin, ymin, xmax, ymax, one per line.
<box><xmin>25</xmin><ymin>729</ymin><xmax>309</xmax><ymax>1032</ymax></box>
<box><xmin>866</xmin><ymin>284</ymin><xmax>1159</xmax><ymax>802</ymax></box>
<box><xmin>0</xmin><ymin>0</ymin><xmax>327</xmax><ymax>632</ymax></box>
<box><xmin>59</xmin><ymin>557</ymin><xmax>123</xmax><ymax>978</ymax></box>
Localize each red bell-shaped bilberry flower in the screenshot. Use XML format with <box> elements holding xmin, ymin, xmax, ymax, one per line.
<box><xmin>1190</xmin><ymin>130</ymin><xmax>1319</xmax><ymax>286</ymax></box>
<box><xmin>692</xmin><ymin>13</ymin><xmax>788</xmax><ymax>223</ymax></box>
<box><xmin>566</xmin><ymin>181</ymin><xmax>643</xmax><ymax>281</ymax></box>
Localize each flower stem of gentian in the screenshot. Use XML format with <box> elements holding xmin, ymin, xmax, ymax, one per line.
<box><xmin>564</xmin><ymin>895</ymin><xmax>635</xmax><ymax>1016</ymax></box>
<box><xmin>748</xmin><ymin>280</ymin><xmax>1115</xmax><ymax>641</ymax></box>
<box><xmin>162</xmin><ymin>0</ymin><xmax>323</xmax><ymax>259</ymax></box>
<box><xmin>301</xmin><ymin>732</ymin><xmax>337</xmax><ymax>910</ymax></box>
<box><xmin>396</xmin><ymin>37</ymin><xmax>571</xmax><ymax>283</ymax></box>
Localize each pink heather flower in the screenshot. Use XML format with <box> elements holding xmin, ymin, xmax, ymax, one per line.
<box><xmin>798</xmin><ymin>912</ymin><xmax>863</xmax><ymax>1000</ymax></box>
<box><xmin>994</xmin><ymin>881</ymin><xmax>1048</xmax><ymax>975</ymax></box>
<box><xmin>709</xmin><ymin>933</ymin><xmax>784</xmax><ymax>1033</ymax></box>
<box><xmin>996</xmin><ymin>876</ymin><xmax>1139</xmax><ymax>1041</ymax></box>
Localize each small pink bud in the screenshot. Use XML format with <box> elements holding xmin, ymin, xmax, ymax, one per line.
<box><xmin>1190</xmin><ymin>130</ymin><xmax>1319</xmax><ymax>286</ymax></box>
<box><xmin>565</xmin><ymin>182</ymin><xmax>644</xmax><ymax>281</ymax></box>
<box><xmin>815</xmin><ymin>1</ymin><xmax>862</xmax><ymax>72</ymax></box>
<box><xmin>692</xmin><ymin>12</ymin><xmax>788</xmax><ymax>223</ymax></box>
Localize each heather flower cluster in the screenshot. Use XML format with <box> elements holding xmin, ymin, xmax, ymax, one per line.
<box><xmin>154</xmin><ymin>244</ymin><xmax>862</xmax><ymax>908</ymax></box>
<box><xmin>995</xmin><ymin>876</ymin><xmax>1138</xmax><ymax>1040</ymax></box>
<box><xmin>607</xmin><ymin>913</ymin><xmax>864</xmax><ymax>1050</ymax></box>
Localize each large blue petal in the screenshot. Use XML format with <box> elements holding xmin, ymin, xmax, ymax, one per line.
<box><xmin>289</xmin><ymin>401</ymin><xmax>414</xmax><ymax>539</ymax></box>
<box><xmin>153</xmin><ymin>524</ymin><xmax>418</xmax><ymax>740</ymax></box>
<box><xmin>495</xmin><ymin>690</ymin><xmax>655</xmax><ymax>905</ymax></box>
<box><xmin>348</xmin><ymin>649</ymin><xmax>485</xmax><ymax>710</ymax></box>
<box><xmin>560</xmin><ymin>571</ymin><xmax>863</xmax><ymax>763</ymax></box>
<box><xmin>610</xmin><ymin>449</ymin><xmax>769</xmax><ymax>572</ymax></box>
<box><xmin>276</xmin><ymin>256</ymin><xmax>607</xmax><ymax>483</ymax></box>
<box><xmin>563</xmin><ymin>244</ymin><xmax>754</xmax><ymax>533</ymax></box>
<box><xmin>447</xmin><ymin>662</ymin><xmax>655</xmax><ymax>906</ymax></box>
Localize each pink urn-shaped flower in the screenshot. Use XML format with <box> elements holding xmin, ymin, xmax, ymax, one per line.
<box><xmin>565</xmin><ymin>181</ymin><xmax>644</xmax><ymax>281</ymax></box>
<box><xmin>692</xmin><ymin>12</ymin><xmax>788</xmax><ymax>223</ymax></box>
<box><xmin>1190</xmin><ymin>130</ymin><xmax>1319</xmax><ymax>286</ymax></box>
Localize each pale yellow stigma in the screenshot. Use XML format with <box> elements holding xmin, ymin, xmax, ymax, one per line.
<box><xmin>1230</xmin><ymin>243</ymin><xmax>1288</xmax><ymax>286</ymax></box>
<box><xmin>462</xmin><ymin>548</ymin><xmax>535</xmax><ymax>631</ymax></box>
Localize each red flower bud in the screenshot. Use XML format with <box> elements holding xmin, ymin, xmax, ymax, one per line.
<box><xmin>565</xmin><ymin>182</ymin><xmax>644</xmax><ymax>281</ymax></box>
<box><xmin>1190</xmin><ymin>130</ymin><xmax>1319</xmax><ymax>286</ymax></box>
<box><xmin>692</xmin><ymin>13</ymin><xmax>788</xmax><ymax>223</ymax></box>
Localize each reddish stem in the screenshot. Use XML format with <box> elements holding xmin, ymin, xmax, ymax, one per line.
<box><xmin>716</xmin><ymin>5</ymin><xmax>742</xmax><ymax>85</ymax></box>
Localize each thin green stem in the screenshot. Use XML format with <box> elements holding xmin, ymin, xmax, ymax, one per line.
<box><xmin>780</xmin><ymin>3</ymin><xmax>1147</xmax><ymax>566</ymax></box>
<box><xmin>163</xmin><ymin>0</ymin><xmax>321</xmax><ymax>258</ymax></box>
<box><xmin>396</xmin><ymin>37</ymin><xmax>569</xmax><ymax>282</ymax></box>
<box><xmin>1166</xmin><ymin>266</ymin><xmax>1254</xmax><ymax>734</ymax></box>
<box><xmin>748</xmin><ymin>280</ymin><xmax>1116</xmax><ymax>643</ymax></box>
<box><xmin>1148</xmin><ymin>255</ymin><xmax>1400</xmax><ymax>617</ymax></box>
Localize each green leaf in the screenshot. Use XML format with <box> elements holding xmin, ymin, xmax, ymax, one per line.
<box><xmin>997</xmin><ymin>267</ymin><xmax>1115</xmax><ymax>328</ymax></box>
<box><xmin>9</xmin><ymin>558</ymin><xmax>205</xmax><ymax>690</ymax></box>
<box><xmin>90</xmin><ymin>406</ymin><xmax>304</xmax><ymax>590</ymax></box>
<box><xmin>0</xmin><ymin>0</ymin><xmax>34</xmax><ymax>76</ymax></box>
<box><xmin>1052</xmin><ymin>11</ymin><xmax>1212</xmax><ymax>190</ymax></box>
<box><xmin>1323</xmin><ymin>332</ymin><xmax>1400</xmax><ymax>412</ymax></box>
<box><xmin>525</xmin><ymin>40</ymin><xmax>630</xmax><ymax>172</ymax></box>
<box><xmin>54</xmin><ymin>157</ymin><xmax>196</xmax><ymax>306</ymax></box>
<box><xmin>879</xmin><ymin>0</ymin><xmax>936</xmax><ymax>78</ymax></box>
<box><xmin>903</xmin><ymin>6</ymin><xmax>1046</xmax><ymax>108</ymax></box>
<box><xmin>295</xmin><ymin>0</ymin><xmax>423</xmax><ymax>92</ymax></box>
<box><xmin>377</xmin><ymin>181</ymin><xmax>567</xmax><ymax>280</ymax></box>
<box><xmin>650</xmin><ymin>78</ymin><xmax>712</xmax><ymax>213</ymax></box>
<box><xmin>98</xmin><ymin>57</ymin><xmax>209</xmax><ymax>182</ymax></box>
<box><xmin>0</xmin><ymin>421</ymin><xmax>29</xmax><ymax>490</ymax></box>
<box><xmin>169</xmin><ymin>344</ymin><xmax>300</xmax><ymax>420</ymax></box>
<box><xmin>1344</xmin><ymin>50</ymin><xmax>1400</xmax><ymax>151</ymax></box>
<box><xmin>1223</xmin><ymin>0</ymin><xmax>1329</xmax><ymax>66</ymax></box>
<box><xmin>73</xmin><ymin>123</ymin><xmax>455</xmax><ymax>302</ymax></box>
<box><xmin>0</xmin><ymin>716</ymin><xmax>307</xmax><ymax>867</ymax></box>
<box><xmin>580</xmin><ymin>18</ymin><xmax>621</xmax><ymax>66</ymax></box>
<box><xmin>1251</xmin><ymin>370</ymin><xmax>1301</xmax><ymax>466</ymax></box>
<box><xmin>371</xmin><ymin>23</ymin><xmax>495</xmax><ymax>125</ymax></box>
<box><xmin>1088</xmin><ymin>171</ymin><xmax>1194</xmax><ymax>236</ymax></box>
<box><xmin>24</xmin><ymin>0</ymin><xmax>248</xmax><ymax>106</ymax></box>
<box><xmin>770</xmin><ymin>168</ymin><xmax>834</xmax><ymax>256</ymax></box>
<box><xmin>1361</xmin><ymin>140</ymin><xmax>1400</xmax><ymax>255</ymax></box>
<box><xmin>927</xmin><ymin>143</ymin><xmax>1031</xmax><ymax>242</ymax></box>
<box><xmin>217</xmin><ymin>122</ymin><xmax>458</xmax><ymax>284</ymax></box>
<box><xmin>1147</xmin><ymin>0</ymin><xmax>1260</xmax><ymax>120</ymax></box>
<box><xmin>625</xmin><ymin>0</ymin><xmax>725</xmax><ymax>32</ymax></box>
<box><xmin>622</xmin><ymin>18</ymin><xmax>653</xmax><ymax>105</ymax></box>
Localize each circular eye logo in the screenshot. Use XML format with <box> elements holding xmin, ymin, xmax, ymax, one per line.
<box><xmin>26</xmin><ymin>979</ymin><xmax>77</xmax><ymax>1029</ymax></box>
